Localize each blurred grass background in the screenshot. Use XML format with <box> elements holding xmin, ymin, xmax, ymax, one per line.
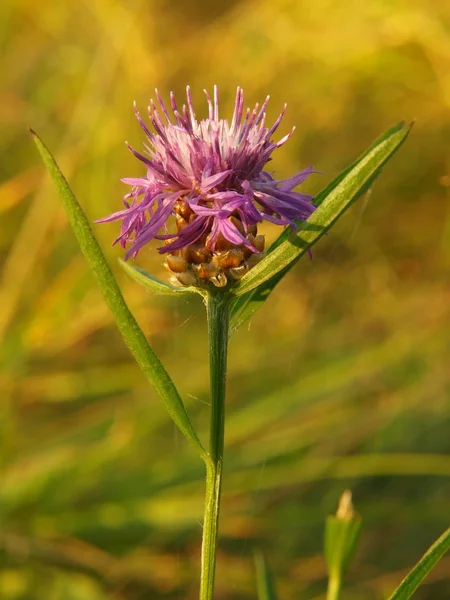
<box><xmin>1</xmin><ymin>0</ymin><xmax>450</xmax><ymax>598</ymax></box>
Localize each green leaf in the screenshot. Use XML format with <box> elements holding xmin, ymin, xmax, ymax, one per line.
<box><xmin>118</xmin><ymin>259</ymin><xmax>205</xmax><ymax>297</ymax></box>
<box><xmin>229</xmin><ymin>122</ymin><xmax>412</xmax><ymax>332</ymax></box>
<box><xmin>31</xmin><ymin>130</ymin><xmax>208</xmax><ymax>463</ymax></box>
<box><xmin>386</xmin><ymin>527</ymin><xmax>450</xmax><ymax>600</ymax></box>
<box><xmin>314</xmin><ymin>121</ymin><xmax>407</xmax><ymax>209</ymax></box>
<box><xmin>254</xmin><ymin>550</ymin><xmax>278</xmax><ymax>600</ymax></box>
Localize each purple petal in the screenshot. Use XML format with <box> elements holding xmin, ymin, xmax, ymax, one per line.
<box><xmin>218</xmin><ymin>219</ymin><xmax>258</xmax><ymax>251</ymax></box>
<box><xmin>278</xmin><ymin>166</ymin><xmax>316</xmax><ymax>191</ymax></box>
<box><xmin>275</xmin><ymin>127</ymin><xmax>294</xmax><ymax>148</ymax></box>
<box><xmin>120</xmin><ymin>177</ymin><xmax>151</xmax><ymax>187</ymax></box>
<box><xmin>200</xmin><ymin>169</ymin><xmax>233</xmax><ymax>193</ymax></box>
<box><xmin>208</xmin><ymin>191</ymin><xmax>243</xmax><ymax>202</ymax></box>
<box><xmin>95</xmin><ymin>206</ymin><xmax>139</xmax><ymax>224</ymax></box>
<box><xmin>190</xmin><ymin>204</ymin><xmax>223</xmax><ymax>217</ymax></box>
<box><xmin>133</xmin><ymin>102</ymin><xmax>154</xmax><ymax>139</ymax></box>
<box><xmin>267</xmin><ymin>104</ymin><xmax>287</xmax><ymax>135</ymax></box>
<box><xmin>123</xmin><ymin>192</ymin><xmax>180</xmax><ymax>258</ymax></box>
<box><xmin>158</xmin><ymin>217</ymin><xmax>210</xmax><ymax>253</ymax></box>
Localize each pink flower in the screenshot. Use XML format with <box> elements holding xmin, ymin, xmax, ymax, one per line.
<box><xmin>97</xmin><ymin>86</ymin><xmax>316</xmax><ymax>263</ymax></box>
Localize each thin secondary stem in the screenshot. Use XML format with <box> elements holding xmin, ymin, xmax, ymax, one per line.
<box><xmin>199</xmin><ymin>292</ymin><xmax>230</xmax><ymax>600</ymax></box>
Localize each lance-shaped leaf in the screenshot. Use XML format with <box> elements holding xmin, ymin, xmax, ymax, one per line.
<box><xmin>230</xmin><ymin>122</ymin><xmax>411</xmax><ymax>331</ymax></box>
<box><xmin>31</xmin><ymin>130</ymin><xmax>207</xmax><ymax>462</ymax></box>
<box><xmin>386</xmin><ymin>527</ymin><xmax>450</xmax><ymax>600</ymax></box>
<box><xmin>119</xmin><ymin>259</ymin><xmax>206</xmax><ymax>297</ymax></box>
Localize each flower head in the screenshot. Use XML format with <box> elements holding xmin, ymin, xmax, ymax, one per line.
<box><xmin>97</xmin><ymin>86</ymin><xmax>316</xmax><ymax>287</ymax></box>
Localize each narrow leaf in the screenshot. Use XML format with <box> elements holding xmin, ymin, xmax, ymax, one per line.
<box><xmin>254</xmin><ymin>550</ymin><xmax>278</xmax><ymax>600</ymax></box>
<box><xmin>386</xmin><ymin>527</ymin><xmax>450</xmax><ymax>600</ymax></box>
<box><xmin>31</xmin><ymin>130</ymin><xmax>207</xmax><ymax>461</ymax></box>
<box><xmin>315</xmin><ymin>122</ymin><xmax>406</xmax><ymax>208</ymax></box>
<box><xmin>267</xmin><ymin>122</ymin><xmax>406</xmax><ymax>253</ymax></box>
<box><xmin>119</xmin><ymin>260</ymin><xmax>205</xmax><ymax>296</ymax></box>
<box><xmin>230</xmin><ymin>122</ymin><xmax>411</xmax><ymax>331</ymax></box>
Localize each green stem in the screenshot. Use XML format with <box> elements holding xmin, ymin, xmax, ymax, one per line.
<box><xmin>200</xmin><ymin>292</ymin><xmax>230</xmax><ymax>600</ymax></box>
<box><xmin>326</xmin><ymin>571</ymin><xmax>342</xmax><ymax>600</ymax></box>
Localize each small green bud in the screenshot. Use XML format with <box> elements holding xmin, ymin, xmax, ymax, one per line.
<box><xmin>325</xmin><ymin>490</ymin><xmax>362</xmax><ymax>579</ymax></box>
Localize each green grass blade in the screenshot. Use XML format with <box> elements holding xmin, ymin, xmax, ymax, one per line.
<box><xmin>118</xmin><ymin>259</ymin><xmax>205</xmax><ymax>297</ymax></box>
<box><xmin>31</xmin><ymin>130</ymin><xmax>207</xmax><ymax>462</ymax></box>
<box><xmin>230</xmin><ymin>122</ymin><xmax>412</xmax><ymax>331</ymax></box>
<box><xmin>254</xmin><ymin>550</ymin><xmax>278</xmax><ymax>600</ymax></box>
<box><xmin>386</xmin><ymin>527</ymin><xmax>450</xmax><ymax>600</ymax></box>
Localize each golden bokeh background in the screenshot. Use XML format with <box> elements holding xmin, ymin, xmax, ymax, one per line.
<box><xmin>1</xmin><ymin>0</ymin><xmax>449</xmax><ymax>598</ymax></box>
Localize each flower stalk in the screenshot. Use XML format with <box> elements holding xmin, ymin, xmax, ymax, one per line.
<box><xmin>200</xmin><ymin>291</ymin><xmax>231</xmax><ymax>600</ymax></box>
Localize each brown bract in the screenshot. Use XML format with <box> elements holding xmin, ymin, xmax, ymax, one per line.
<box><xmin>165</xmin><ymin>201</ymin><xmax>266</xmax><ymax>288</ymax></box>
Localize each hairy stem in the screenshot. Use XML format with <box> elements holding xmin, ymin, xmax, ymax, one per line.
<box><xmin>199</xmin><ymin>292</ymin><xmax>230</xmax><ymax>600</ymax></box>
